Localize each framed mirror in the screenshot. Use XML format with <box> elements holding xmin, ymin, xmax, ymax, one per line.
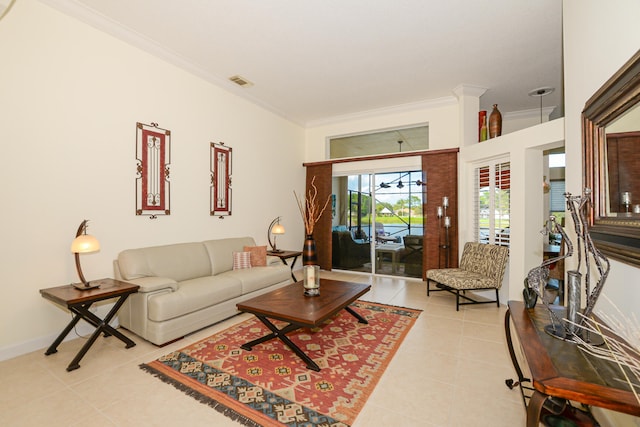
<box><xmin>583</xmin><ymin>49</ymin><xmax>640</xmax><ymax>266</ymax></box>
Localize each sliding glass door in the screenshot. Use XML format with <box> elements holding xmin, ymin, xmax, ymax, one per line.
<box><xmin>331</xmin><ymin>171</ymin><xmax>425</xmax><ymax>277</ymax></box>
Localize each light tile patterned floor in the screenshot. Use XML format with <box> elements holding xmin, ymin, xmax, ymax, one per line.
<box><xmin>0</xmin><ymin>271</ymin><xmax>526</xmax><ymax>426</ymax></box>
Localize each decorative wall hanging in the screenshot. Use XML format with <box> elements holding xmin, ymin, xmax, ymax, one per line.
<box><xmin>210</xmin><ymin>141</ymin><xmax>232</xmax><ymax>218</ymax></box>
<box><xmin>136</xmin><ymin>122</ymin><xmax>171</xmax><ymax>218</ymax></box>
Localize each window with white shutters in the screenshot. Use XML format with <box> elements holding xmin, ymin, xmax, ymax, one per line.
<box><xmin>550</xmin><ymin>180</ymin><xmax>566</xmax><ymax>212</ymax></box>
<box><xmin>474</xmin><ymin>160</ymin><xmax>510</xmax><ymax>247</ymax></box>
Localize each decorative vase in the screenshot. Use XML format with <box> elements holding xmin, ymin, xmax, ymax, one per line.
<box><xmin>303</xmin><ymin>265</ymin><xmax>320</xmax><ymax>296</ymax></box>
<box><xmin>489</xmin><ymin>104</ymin><xmax>502</xmax><ymax>138</ymax></box>
<box><xmin>478</xmin><ymin>110</ymin><xmax>488</xmax><ymax>142</ymax></box>
<box><xmin>302</xmin><ymin>234</ymin><xmax>317</xmax><ymax>265</ymax></box>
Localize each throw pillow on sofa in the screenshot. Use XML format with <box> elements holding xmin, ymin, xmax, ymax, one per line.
<box><xmin>244</xmin><ymin>245</ymin><xmax>267</xmax><ymax>266</ymax></box>
<box><xmin>233</xmin><ymin>251</ymin><xmax>252</xmax><ymax>269</ymax></box>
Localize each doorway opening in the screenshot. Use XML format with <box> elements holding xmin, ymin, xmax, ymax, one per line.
<box><xmin>331</xmin><ymin>170</ymin><xmax>425</xmax><ymax>277</ymax></box>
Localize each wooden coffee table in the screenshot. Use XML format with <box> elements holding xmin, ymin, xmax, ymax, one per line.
<box><xmin>236</xmin><ymin>279</ymin><xmax>371</xmax><ymax>371</ymax></box>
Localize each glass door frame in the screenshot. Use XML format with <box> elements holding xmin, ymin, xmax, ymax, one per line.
<box><xmin>331</xmin><ymin>159</ymin><xmax>425</xmax><ymax>277</ymax></box>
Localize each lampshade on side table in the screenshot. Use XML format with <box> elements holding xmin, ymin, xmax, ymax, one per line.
<box><xmin>71</xmin><ymin>219</ymin><xmax>101</xmax><ymax>290</ymax></box>
<box><xmin>267</xmin><ymin>216</ymin><xmax>286</xmax><ymax>253</ymax></box>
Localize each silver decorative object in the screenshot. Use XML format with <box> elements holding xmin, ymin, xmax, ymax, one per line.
<box><xmin>565</xmin><ymin>270</ymin><xmax>581</xmax><ymax>335</ymax></box>
<box><xmin>524</xmin><ymin>189</ymin><xmax>609</xmax><ymax>344</ymax></box>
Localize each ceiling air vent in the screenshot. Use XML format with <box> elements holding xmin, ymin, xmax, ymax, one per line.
<box><xmin>229</xmin><ymin>75</ymin><xmax>253</xmax><ymax>87</ymax></box>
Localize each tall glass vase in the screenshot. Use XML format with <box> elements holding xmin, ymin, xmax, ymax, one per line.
<box><xmin>302</xmin><ymin>234</ymin><xmax>317</xmax><ymax>265</ymax></box>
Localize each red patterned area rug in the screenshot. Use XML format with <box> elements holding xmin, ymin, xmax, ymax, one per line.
<box><xmin>140</xmin><ymin>300</ymin><xmax>421</xmax><ymax>427</ymax></box>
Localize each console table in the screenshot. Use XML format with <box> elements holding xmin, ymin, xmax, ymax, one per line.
<box><xmin>40</xmin><ymin>278</ymin><xmax>139</xmax><ymax>371</ymax></box>
<box><xmin>505</xmin><ymin>300</ymin><xmax>640</xmax><ymax>426</ymax></box>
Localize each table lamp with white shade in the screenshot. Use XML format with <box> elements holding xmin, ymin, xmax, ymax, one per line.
<box><xmin>267</xmin><ymin>216</ymin><xmax>285</xmax><ymax>253</ymax></box>
<box><xmin>71</xmin><ymin>220</ymin><xmax>101</xmax><ymax>290</ymax></box>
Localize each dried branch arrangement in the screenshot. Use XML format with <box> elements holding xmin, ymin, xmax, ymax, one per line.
<box><xmin>294</xmin><ymin>176</ymin><xmax>331</xmax><ymax>236</ymax></box>
<box><xmin>569</xmin><ymin>297</ymin><xmax>640</xmax><ymax>405</ymax></box>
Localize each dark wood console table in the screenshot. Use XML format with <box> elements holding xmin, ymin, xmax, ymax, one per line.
<box><xmin>505</xmin><ymin>300</ymin><xmax>640</xmax><ymax>426</ymax></box>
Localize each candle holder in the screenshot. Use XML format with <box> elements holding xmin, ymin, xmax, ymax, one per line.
<box><xmin>437</xmin><ymin>196</ymin><xmax>452</xmax><ymax>268</ymax></box>
<box><xmin>303</xmin><ymin>265</ymin><xmax>320</xmax><ymax>296</ymax></box>
<box><xmin>621</xmin><ymin>191</ymin><xmax>632</xmax><ymax>213</ymax></box>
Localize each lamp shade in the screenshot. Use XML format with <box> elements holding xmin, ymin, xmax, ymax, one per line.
<box><xmin>272</xmin><ymin>224</ymin><xmax>285</xmax><ymax>235</ymax></box>
<box><xmin>71</xmin><ymin>234</ymin><xmax>100</xmax><ymax>253</ymax></box>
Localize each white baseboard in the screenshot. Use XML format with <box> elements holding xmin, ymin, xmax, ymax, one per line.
<box><xmin>0</xmin><ymin>317</ymin><xmax>120</xmax><ymax>363</ymax></box>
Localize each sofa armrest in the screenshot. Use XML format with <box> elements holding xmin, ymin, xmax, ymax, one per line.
<box><xmin>124</xmin><ymin>276</ymin><xmax>179</xmax><ymax>293</ymax></box>
<box><xmin>267</xmin><ymin>256</ymin><xmax>283</xmax><ymax>266</ymax></box>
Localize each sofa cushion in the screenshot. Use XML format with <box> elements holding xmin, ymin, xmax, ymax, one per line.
<box><xmin>118</xmin><ymin>242</ymin><xmax>211</xmax><ymax>282</ymax></box>
<box><xmin>220</xmin><ymin>265</ymin><xmax>290</xmax><ymax>294</ymax></box>
<box><xmin>203</xmin><ymin>237</ymin><xmax>257</xmax><ymax>275</ymax></box>
<box><xmin>233</xmin><ymin>251</ymin><xmax>252</xmax><ymax>270</ymax></box>
<box><xmin>147</xmin><ymin>275</ymin><xmax>242</xmax><ymax>322</ymax></box>
<box><xmin>426</xmin><ymin>268</ymin><xmax>497</xmax><ymax>290</ymax></box>
<box><xmin>244</xmin><ymin>245</ymin><xmax>267</xmax><ymax>266</ymax></box>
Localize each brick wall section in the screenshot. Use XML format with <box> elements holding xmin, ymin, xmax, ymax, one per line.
<box><xmin>306</xmin><ymin>164</ymin><xmax>333</xmax><ymax>271</ymax></box>
<box><xmin>422</xmin><ymin>151</ymin><xmax>459</xmax><ymax>276</ymax></box>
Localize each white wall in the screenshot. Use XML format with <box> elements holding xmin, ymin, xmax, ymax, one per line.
<box><xmin>563</xmin><ymin>2</ymin><xmax>640</xmax><ymax>424</ymax></box>
<box><xmin>564</xmin><ymin>0</ymin><xmax>640</xmax><ymax>321</ymax></box>
<box><xmin>460</xmin><ymin>120</ymin><xmax>565</xmax><ymax>303</ymax></box>
<box><xmin>0</xmin><ymin>0</ymin><xmax>305</xmax><ymax>359</ymax></box>
<box><xmin>305</xmin><ymin>98</ymin><xmax>459</xmax><ymax>161</ymax></box>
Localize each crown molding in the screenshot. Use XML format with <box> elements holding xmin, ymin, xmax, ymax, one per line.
<box><xmin>306</xmin><ymin>97</ymin><xmax>457</xmax><ymax>128</ymax></box>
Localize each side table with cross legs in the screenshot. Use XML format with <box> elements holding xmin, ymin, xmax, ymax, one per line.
<box><xmin>40</xmin><ymin>278</ymin><xmax>139</xmax><ymax>371</ymax></box>
<box><xmin>267</xmin><ymin>250</ymin><xmax>301</xmax><ymax>281</ymax></box>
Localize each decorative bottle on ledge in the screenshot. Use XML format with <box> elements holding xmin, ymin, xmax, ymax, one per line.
<box><xmin>479</xmin><ymin>110</ymin><xmax>488</xmax><ymax>142</ymax></box>
<box><xmin>489</xmin><ymin>104</ymin><xmax>502</xmax><ymax>138</ymax></box>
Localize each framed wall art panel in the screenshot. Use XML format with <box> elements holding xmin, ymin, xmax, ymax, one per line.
<box><xmin>136</xmin><ymin>122</ymin><xmax>171</xmax><ymax>218</ymax></box>
<box><xmin>210</xmin><ymin>141</ymin><xmax>232</xmax><ymax>217</ymax></box>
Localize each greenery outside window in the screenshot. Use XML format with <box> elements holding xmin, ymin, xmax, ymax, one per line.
<box><xmin>475</xmin><ymin>160</ymin><xmax>510</xmax><ymax>247</ymax></box>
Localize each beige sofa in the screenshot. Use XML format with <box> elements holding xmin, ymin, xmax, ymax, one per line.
<box><xmin>114</xmin><ymin>237</ymin><xmax>291</xmax><ymax>345</ymax></box>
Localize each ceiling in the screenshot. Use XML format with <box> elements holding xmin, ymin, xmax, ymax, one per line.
<box><xmin>43</xmin><ymin>0</ymin><xmax>563</xmax><ymax>126</ymax></box>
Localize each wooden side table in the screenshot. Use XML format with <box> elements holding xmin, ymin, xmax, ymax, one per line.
<box><xmin>267</xmin><ymin>250</ymin><xmax>301</xmax><ymax>281</ymax></box>
<box><xmin>505</xmin><ymin>300</ymin><xmax>640</xmax><ymax>426</ymax></box>
<box><xmin>40</xmin><ymin>278</ymin><xmax>139</xmax><ymax>371</ymax></box>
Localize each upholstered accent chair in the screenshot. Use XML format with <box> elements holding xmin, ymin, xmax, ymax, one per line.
<box><xmin>426</xmin><ymin>242</ymin><xmax>509</xmax><ymax>311</ymax></box>
<box><xmin>400</xmin><ymin>235</ymin><xmax>423</xmax><ymax>277</ymax></box>
<box><xmin>332</xmin><ymin>230</ymin><xmax>371</xmax><ymax>269</ymax></box>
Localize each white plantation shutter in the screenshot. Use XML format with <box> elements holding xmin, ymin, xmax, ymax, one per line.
<box><xmin>474</xmin><ymin>159</ymin><xmax>510</xmax><ymax>247</ymax></box>
<box><xmin>550</xmin><ymin>180</ymin><xmax>566</xmax><ymax>212</ymax></box>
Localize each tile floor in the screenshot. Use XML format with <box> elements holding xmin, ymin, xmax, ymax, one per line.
<box><xmin>0</xmin><ymin>271</ymin><xmax>528</xmax><ymax>426</ymax></box>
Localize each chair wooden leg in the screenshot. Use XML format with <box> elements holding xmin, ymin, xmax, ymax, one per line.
<box><xmin>456</xmin><ymin>289</ymin><xmax>460</xmax><ymax>311</ymax></box>
<box><xmin>427</xmin><ymin>279</ymin><xmax>431</xmax><ymax>296</ymax></box>
<box><xmin>496</xmin><ymin>289</ymin><xmax>500</xmax><ymax>307</ymax></box>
